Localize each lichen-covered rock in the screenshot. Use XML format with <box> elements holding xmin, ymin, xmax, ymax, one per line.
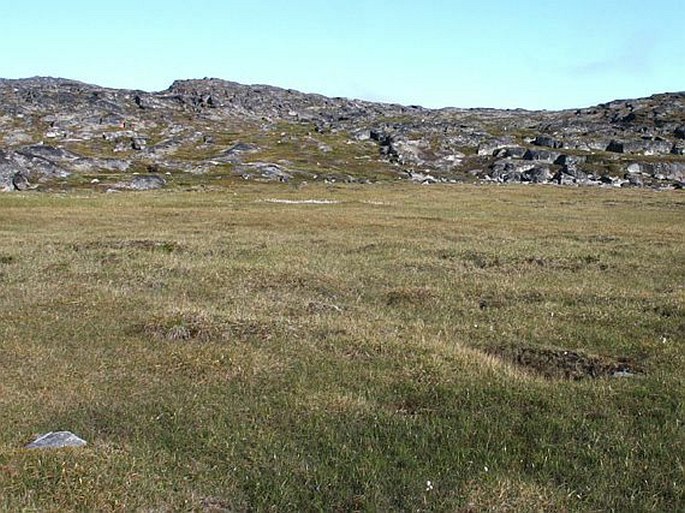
<box><xmin>0</xmin><ymin>150</ymin><xmax>18</xmax><ymax>191</ymax></box>
<box><xmin>607</xmin><ymin>139</ymin><xmax>672</xmax><ymax>155</ymax></box>
<box><xmin>477</xmin><ymin>138</ymin><xmax>515</xmax><ymax>156</ymax></box>
<box><xmin>626</xmin><ymin>161</ymin><xmax>685</xmax><ymax>181</ymax></box>
<box><xmin>130</xmin><ymin>174</ymin><xmax>166</xmax><ymax>190</ymax></box>
<box><xmin>672</xmin><ymin>142</ymin><xmax>685</xmax><ymax>155</ymax></box>
<box><xmin>553</xmin><ymin>169</ymin><xmax>579</xmax><ymax>185</ymax></box>
<box><xmin>523</xmin><ymin>166</ymin><xmax>552</xmax><ymax>183</ymax></box>
<box><xmin>489</xmin><ymin>158</ymin><xmax>536</xmax><ymax>177</ymax></box>
<box><xmin>533</xmin><ymin>135</ymin><xmax>564</xmax><ymax>149</ymax></box>
<box><xmin>12</xmin><ymin>172</ymin><xmax>30</xmax><ymax>190</ymax></box>
<box><xmin>131</xmin><ymin>137</ymin><xmax>147</xmax><ymax>150</ymax></box>
<box><xmin>493</xmin><ymin>146</ymin><xmax>527</xmax><ymax>159</ymax></box>
<box><xmin>16</xmin><ymin>144</ymin><xmax>79</xmax><ymax>162</ymax></box>
<box><xmin>523</xmin><ymin>149</ymin><xmax>561</xmax><ymax>163</ymax></box>
<box><xmin>0</xmin><ymin>150</ymin><xmax>36</xmax><ymax>191</ymax></box>
<box><xmin>554</xmin><ymin>154</ymin><xmax>586</xmax><ymax>168</ymax></box>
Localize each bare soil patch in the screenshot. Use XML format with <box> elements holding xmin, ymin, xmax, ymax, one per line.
<box><xmin>487</xmin><ymin>345</ymin><xmax>641</xmax><ymax>380</ymax></box>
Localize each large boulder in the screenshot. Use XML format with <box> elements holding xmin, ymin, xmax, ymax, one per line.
<box><xmin>493</xmin><ymin>146</ymin><xmax>527</xmax><ymax>159</ymax></box>
<box><xmin>477</xmin><ymin>137</ymin><xmax>515</xmax><ymax>156</ymax></box>
<box><xmin>1</xmin><ymin>151</ymin><xmax>16</xmax><ymax>190</ymax></box>
<box><xmin>407</xmin><ymin>170</ymin><xmax>438</xmax><ymax>184</ymax></box>
<box><xmin>369</xmin><ymin>129</ymin><xmax>399</xmax><ymax>160</ymax></box>
<box><xmin>488</xmin><ymin>159</ymin><xmax>538</xmax><ymax>182</ymax></box>
<box><xmin>552</xmin><ymin>167</ymin><xmax>590</xmax><ymax>185</ymax></box>
<box><xmin>502</xmin><ymin>170</ymin><xmax>524</xmax><ymax>183</ymax></box>
<box><xmin>131</xmin><ymin>137</ymin><xmax>147</xmax><ymax>150</ymax></box>
<box><xmin>606</xmin><ymin>140</ymin><xmax>625</xmax><ymax>153</ymax></box>
<box><xmin>523</xmin><ymin>149</ymin><xmax>561</xmax><ymax>163</ymax></box>
<box><xmin>72</xmin><ymin>158</ymin><xmax>129</xmax><ymax>173</ymax></box>
<box><xmin>624</xmin><ymin>173</ymin><xmax>643</xmax><ymax>187</ymax></box>
<box><xmin>391</xmin><ymin>138</ymin><xmax>431</xmax><ymax>166</ymax></box>
<box><xmin>0</xmin><ymin>150</ymin><xmax>30</xmax><ymax>191</ymax></box>
<box><xmin>522</xmin><ymin>166</ymin><xmax>552</xmax><ymax>183</ymax></box>
<box><xmin>490</xmin><ymin>158</ymin><xmax>536</xmax><ymax>175</ymax></box>
<box><xmin>130</xmin><ymin>174</ymin><xmax>167</xmax><ymax>190</ymax></box>
<box><xmin>211</xmin><ymin>143</ymin><xmax>260</xmax><ymax>163</ymax></box>
<box><xmin>533</xmin><ymin>135</ymin><xmax>564</xmax><ymax>149</ymax></box>
<box><xmin>607</xmin><ymin>139</ymin><xmax>672</xmax><ymax>155</ymax></box>
<box><xmin>256</xmin><ymin>163</ymin><xmax>293</xmax><ymax>181</ymax></box>
<box><xmin>12</xmin><ymin>172</ymin><xmax>30</xmax><ymax>190</ymax></box>
<box><xmin>554</xmin><ymin>154</ymin><xmax>586</xmax><ymax>168</ymax></box>
<box><xmin>626</xmin><ymin>161</ymin><xmax>685</xmax><ymax>181</ymax></box>
<box><xmin>553</xmin><ymin>170</ymin><xmax>577</xmax><ymax>185</ymax></box>
<box><xmin>672</xmin><ymin>142</ymin><xmax>685</xmax><ymax>155</ymax></box>
<box><xmin>7</xmin><ymin>145</ymin><xmax>71</xmax><ymax>179</ymax></box>
<box><xmin>16</xmin><ymin>144</ymin><xmax>79</xmax><ymax>163</ymax></box>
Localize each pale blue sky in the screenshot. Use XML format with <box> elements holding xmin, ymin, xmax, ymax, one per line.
<box><xmin>2</xmin><ymin>0</ymin><xmax>683</xmax><ymax>109</ymax></box>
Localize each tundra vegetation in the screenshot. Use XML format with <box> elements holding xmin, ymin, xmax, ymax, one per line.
<box><xmin>0</xmin><ymin>184</ymin><xmax>683</xmax><ymax>512</ymax></box>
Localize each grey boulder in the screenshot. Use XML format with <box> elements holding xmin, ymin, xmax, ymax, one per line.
<box><xmin>523</xmin><ymin>149</ymin><xmax>561</xmax><ymax>163</ymax></box>
<box><xmin>130</xmin><ymin>174</ymin><xmax>167</xmax><ymax>190</ymax></box>
<box><xmin>523</xmin><ymin>166</ymin><xmax>552</xmax><ymax>183</ymax></box>
<box><xmin>626</xmin><ymin>161</ymin><xmax>685</xmax><ymax>181</ymax></box>
<box><xmin>26</xmin><ymin>431</ymin><xmax>87</xmax><ymax>449</ymax></box>
<box><xmin>493</xmin><ymin>146</ymin><xmax>527</xmax><ymax>159</ymax></box>
<box><xmin>0</xmin><ymin>150</ymin><xmax>31</xmax><ymax>191</ymax></box>
<box><xmin>606</xmin><ymin>139</ymin><xmax>672</xmax><ymax>155</ymax></box>
<box><xmin>533</xmin><ymin>135</ymin><xmax>564</xmax><ymax>149</ymax></box>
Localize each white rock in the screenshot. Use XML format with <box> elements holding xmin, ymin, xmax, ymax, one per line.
<box><xmin>26</xmin><ymin>431</ymin><xmax>87</xmax><ymax>449</ymax></box>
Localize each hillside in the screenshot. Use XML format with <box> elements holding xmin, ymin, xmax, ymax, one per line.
<box><xmin>1</xmin><ymin>77</ymin><xmax>684</xmax><ymax>191</ymax></box>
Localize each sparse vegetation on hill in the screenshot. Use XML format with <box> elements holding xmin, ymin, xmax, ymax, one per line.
<box><xmin>1</xmin><ymin>77</ymin><xmax>684</xmax><ymax>191</ymax></box>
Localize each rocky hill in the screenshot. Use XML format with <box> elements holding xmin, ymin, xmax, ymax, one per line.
<box><xmin>1</xmin><ymin>77</ymin><xmax>684</xmax><ymax>191</ymax></box>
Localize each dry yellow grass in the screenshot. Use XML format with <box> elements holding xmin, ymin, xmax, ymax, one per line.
<box><xmin>0</xmin><ymin>184</ymin><xmax>683</xmax><ymax>511</ymax></box>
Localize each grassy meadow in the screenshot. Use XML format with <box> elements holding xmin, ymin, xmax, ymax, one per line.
<box><xmin>0</xmin><ymin>184</ymin><xmax>683</xmax><ymax>512</ymax></box>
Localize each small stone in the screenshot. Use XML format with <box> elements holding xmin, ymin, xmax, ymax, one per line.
<box><xmin>611</xmin><ymin>370</ymin><xmax>636</xmax><ymax>378</ymax></box>
<box><xmin>26</xmin><ymin>431</ymin><xmax>87</xmax><ymax>449</ymax></box>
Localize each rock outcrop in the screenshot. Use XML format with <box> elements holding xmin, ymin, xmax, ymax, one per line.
<box><xmin>0</xmin><ymin>77</ymin><xmax>683</xmax><ymax>190</ymax></box>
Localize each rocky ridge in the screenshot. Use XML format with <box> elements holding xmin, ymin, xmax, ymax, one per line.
<box><xmin>1</xmin><ymin>76</ymin><xmax>684</xmax><ymax>191</ymax></box>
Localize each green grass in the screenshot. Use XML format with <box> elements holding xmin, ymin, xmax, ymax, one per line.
<box><xmin>0</xmin><ymin>185</ymin><xmax>683</xmax><ymax>512</ymax></box>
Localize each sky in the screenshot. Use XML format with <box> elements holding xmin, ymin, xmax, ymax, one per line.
<box><xmin>1</xmin><ymin>0</ymin><xmax>683</xmax><ymax>110</ymax></box>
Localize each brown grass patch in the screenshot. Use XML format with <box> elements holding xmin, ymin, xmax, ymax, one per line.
<box><xmin>143</xmin><ymin>310</ymin><xmax>219</xmax><ymax>342</ymax></box>
<box><xmin>385</xmin><ymin>286</ymin><xmax>436</xmax><ymax>306</ymax></box>
<box><xmin>140</xmin><ymin>310</ymin><xmax>284</xmax><ymax>344</ymax></box>
<box><xmin>463</xmin><ymin>478</ymin><xmax>570</xmax><ymax>512</ymax></box>
<box><xmin>71</xmin><ymin>239</ymin><xmax>183</xmax><ymax>253</ymax></box>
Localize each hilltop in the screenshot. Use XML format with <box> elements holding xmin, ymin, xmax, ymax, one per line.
<box><xmin>1</xmin><ymin>77</ymin><xmax>684</xmax><ymax>191</ymax></box>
